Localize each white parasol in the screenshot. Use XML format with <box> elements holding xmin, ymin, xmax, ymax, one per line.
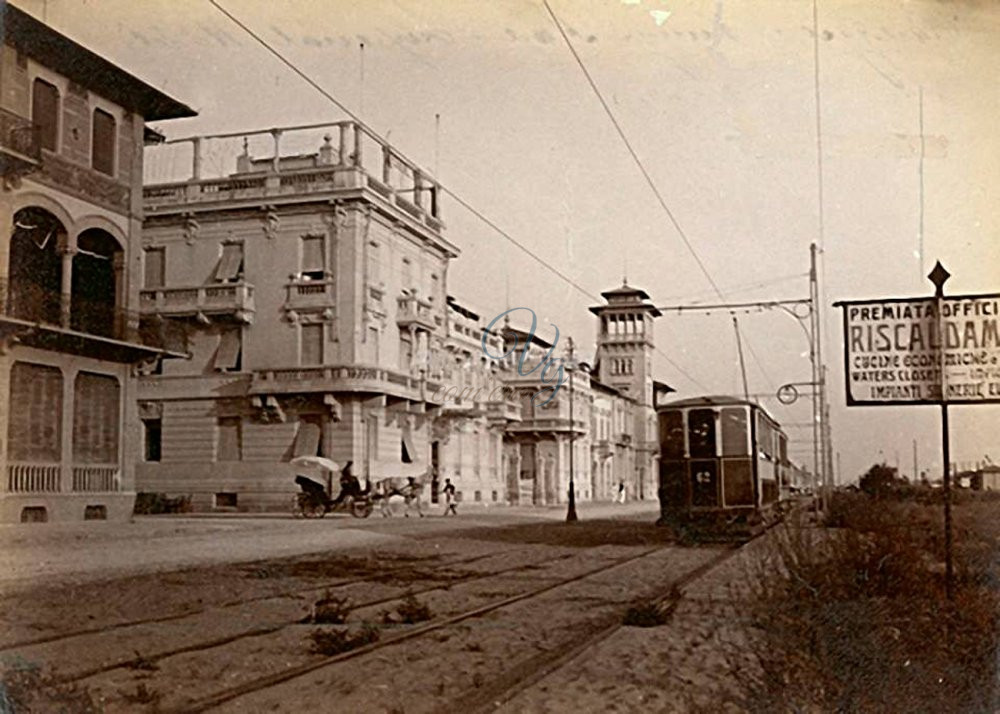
<box><xmin>290</xmin><ymin>456</ymin><xmax>340</xmax><ymax>472</ymax></box>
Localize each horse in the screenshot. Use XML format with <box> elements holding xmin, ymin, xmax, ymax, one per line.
<box><xmin>373</xmin><ymin>474</ymin><xmax>426</xmax><ymax>518</ymax></box>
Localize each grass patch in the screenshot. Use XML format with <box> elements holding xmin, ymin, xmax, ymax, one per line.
<box><xmin>0</xmin><ymin>659</ymin><xmax>100</xmax><ymax>713</ymax></box>
<box><xmin>305</xmin><ymin>591</ymin><xmax>353</xmax><ymax>625</ymax></box>
<box><xmin>309</xmin><ymin>623</ymin><xmax>380</xmax><ymax>656</ymax></box>
<box><xmin>717</xmin><ymin>493</ymin><xmax>1000</xmax><ymax>713</ymax></box>
<box><xmin>622</xmin><ymin>600</ymin><xmax>672</xmax><ymax>628</ymax></box>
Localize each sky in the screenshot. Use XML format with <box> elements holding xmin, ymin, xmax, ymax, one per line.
<box><xmin>15</xmin><ymin>0</ymin><xmax>999</xmax><ymax>483</ymax></box>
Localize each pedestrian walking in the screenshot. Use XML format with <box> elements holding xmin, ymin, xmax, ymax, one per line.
<box><xmin>442</xmin><ymin>478</ymin><xmax>458</xmax><ymax>516</ymax></box>
<box><xmin>617</xmin><ymin>481</ymin><xmax>626</xmax><ymax>504</ymax></box>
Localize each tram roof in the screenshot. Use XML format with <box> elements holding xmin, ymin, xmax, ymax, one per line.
<box><xmin>657</xmin><ymin>394</ymin><xmax>764</xmax><ymax>410</ymax></box>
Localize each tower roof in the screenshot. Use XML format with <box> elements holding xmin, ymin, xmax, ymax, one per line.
<box><xmin>589</xmin><ymin>282</ymin><xmax>662</xmax><ymax>316</ymax></box>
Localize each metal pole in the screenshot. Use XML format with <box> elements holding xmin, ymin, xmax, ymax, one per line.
<box><xmin>566</xmin><ymin>336</ymin><xmax>578</xmax><ymax>522</ymax></box>
<box><xmin>810</xmin><ymin>244</ymin><xmax>821</xmax><ymax>506</ymax></box>
<box><xmin>942</xmin><ymin>402</ymin><xmax>953</xmax><ymax>600</ymax></box>
<box><xmin>929</xmin><ymin>260</ymin><xmax>954</xmax><ymax>600</ymax></box>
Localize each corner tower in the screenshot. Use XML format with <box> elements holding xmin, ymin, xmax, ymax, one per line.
<box><xmin>589</xmin><ymin>283</ymin><xmax>662</xmax><ymax>500</ymax></box>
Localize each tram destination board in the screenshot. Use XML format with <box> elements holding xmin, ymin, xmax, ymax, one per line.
<box><xmin>835</xmin><ymin>293</ymin><xmax>1000</xmax><ymax>406</ymax></box>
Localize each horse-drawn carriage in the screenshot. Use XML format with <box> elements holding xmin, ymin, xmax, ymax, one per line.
<box><xmin>291</xmin><ymin>457</ymin><xmax>428</xmax><ymax>519</ymax></box>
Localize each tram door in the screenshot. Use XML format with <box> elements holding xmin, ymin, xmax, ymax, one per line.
<box><xmin>688</xmin><ymin>409</ymin><xmax>719</xmax><ymax>508</ymax></box>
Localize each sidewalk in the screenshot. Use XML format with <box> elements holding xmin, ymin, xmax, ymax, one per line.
<box><xmin>0</xmin><ymin>499</ymin><xmax>660</xmax><ymax>592</ymax></box>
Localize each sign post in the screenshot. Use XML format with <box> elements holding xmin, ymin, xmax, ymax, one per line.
<box><xmin>835</xmin><ymin>262</ymin><xmax>1000</xmax><ymax>600</ymax></box>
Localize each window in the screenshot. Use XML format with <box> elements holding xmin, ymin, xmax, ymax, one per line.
<box><xmin>659</xmin><ymin>410</ymin><xmax>684</xmax><ymax>459</ymax></box>
<box><xmin>91</xmin><ymin>108</ymin><xmax>116</xmax><ymax>176</ymax></box>
<box><xmin>216</xmin><ymin>417</ymin><xmax>242</xmax><ymax>461</ymax></box>
<box><xmin>301</xmin><ymin>324</ymin><xmax>323</xmax><ymax>365</ymax></box>
<box><xmin>399</xmin><ymin>335</ymin><xmax>413</xmax><ymax>370</ymax></box>
<box><xmin>73</xmin><ymin>373</ymin><xmax>120</xmax><ymax>464</ymax></box>
<box><xmin>32</xmin><ymin>79</ymin><xmax>59</xmax><ymax>152</ymax></box>
<box><xmin>8</xmin><ymin>362</ymin><xmax>62</xmax><ymax>462</ymax></box>
<box><xmin>368</xmin><ymin>241</ymin><xmax>381</xmax><ymax>284</ymax></box>
<box><xmin>213</xmin><ymin>328</ymin><xmax>242</xmax><ymax>372</ymax></box>
<box><xmin>721</xmin><ymin>407</ymin><xmax>749</xmax><ymax>456</ymax></box>
<box><xmin>214</xmin><ymin>242</ymin><xmax>244</xmax><ymax>282</ymax></box>
<box><xmin>143</xmin><ymin>419</ymin><xmax>162</xmax><ymax>462</ymax></box>
<box><xmin>688</xmin><ymin>409</ymin><xmax>717</xmax><ymax>459</ymax></box>
<box><xmin>368</xmin><ymin>326</ymin><xmax>380</xmax><ymax>363</ymax></box>
<box><xmin>301</xmin><ymin>235</ymin><xmax>325</xmax><ymax>280</ymax></box>
<box><xmin>144</xmin><ymin>248</ymin><xmax>165</xmax><ymax>288</ymax></box>
<box><xmin>401</xmin><ymin>420</ymin><xmax>415</xmax><ymax>463</ymax></box>
<box><xmin>215</xmin><ymin>492</ymin><xmax>238</xmax><ymax>508</ymax></box>
<box><xmin>401</xmin><ymin>257</ymin><xmax>412</xmax><ymax>289</ymax></box>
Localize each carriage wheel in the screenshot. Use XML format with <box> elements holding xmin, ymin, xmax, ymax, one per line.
<box><xmin>302</xmin><ymin>499</ymin><xmax>326</xmax><ymax>518</ymax></box>
<box><xmin>351</xmin><ymin>499</ymin><xmax>374</xmax><ymax>519</ymax></box>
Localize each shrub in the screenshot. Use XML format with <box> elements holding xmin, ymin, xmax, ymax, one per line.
<box><xmin>307</xmin><ymin>591</ymin><xmax>352</xmax><ymax>625</ymax></box>
<box><xmin>309</xmin><ymin>623</ymin><xmax>380</xmax><ymax>656</ymax></box>
<box><xmin>382</xmin><ymin>592</ymin><xmax>433</xmax><ymax>625</ymax></box>
<box><xmin>622</xmin><ymin>600</ymin><xmax>672</xmax><ymax>627</ymax></box>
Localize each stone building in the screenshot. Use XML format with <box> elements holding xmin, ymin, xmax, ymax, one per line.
<box><xmin>0</xmin><ymin>5</ymin><xmax>195</xmax><ymax>522</ymax></box>
<box><xmin>137</xmin><ymin>122</ymin><xmax>520</xmax><ymax>510</ymax></box>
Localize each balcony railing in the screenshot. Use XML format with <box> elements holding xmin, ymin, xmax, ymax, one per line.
<box><xmin>251</xmin><ymin>365</ymin><xmax>424</xmax><ymax>398</ymax></box>
<box><xmin>1</xmin><ymin>278</ymin><xmax>188</xmax><ymax>354</ymax></box>
<box><xmin>35</xmin><ymin>151</ymin><xmax>131</xmax><ymax>214</ymax></box>
<box><xmin>72</xmin><ymin>465</ymin><xmax>121</xmax><ymax>492</ymax></box>
<box><xmin>0</xmin><ymin>108</ymin><xmax>41</xmax><ymax>172</ymax></box>
<box><xmin>283</xmin><ymin>278</ymin><xmax>335</xmax><ymax>313</ymax></box>
<box><xmin>143</xmin><ymin>120</ymin><xmax>444</xmax><ymax>233</ymax></box>
<box><xmin>140</xmin><ymin>282</ymin><xmax>255</xmax><ymax>322</ymax></box>
<box><xmin>7</xmin><ymin>462</ymin><xmax>60</xmax><ymax>493</ymax></box>
<box><xmin>397</xmin><ymin>294</ymin><xmax>436</xmax><ymax>331</ymax></box>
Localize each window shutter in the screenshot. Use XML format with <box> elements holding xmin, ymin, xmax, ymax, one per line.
<box><xmin>293</xmin><ymin>420</ymin><xmax>322</xmax><ymax>458</ymax></box>
<box><xmin>9</xmin><ymin>362</ymin><xmax>63</xmax><ymax>462</ymax></box>
<box><xmin>300</xmin><ymin>324</ymin><xmax>323</xmax><ymax>365</ymax></box>
<box><xmin>31</xmin><ymin>79</ymin><xmax>59</xmax><ymax>152</ymax></box>
<box><xmin>73</xmin><ymin>373</ymin><xmax>120</xmax><ymax>464</ymax></box>
<box><xmin>301</xmin><ymin>237</ymin><xmax>325</xmax><ymax>275</ymax></box>
<box><xmin>214</xmin><ymin>243</ymin><xmax>243</xmax><ymax>282</ymax></box>
<box><xmin>91</xmin><ymin>109</ymin><xmax>116</xmax><ymax>176</ymax></box>
<box><xmin>401</xmin><ymin>421</ymin><xmax>416</xmax><ymax>464</ymax></box>
<box><xmin>144</xmin><ymin>248</ymin><xmax>165</xmax><ymax>288</ymax></box>
<box><xmin>213</xmin><ymin>329</ymin><xmax>242</xmax><ymax>371</ymax></box>
<box><xmin>216</xmin><ymin>418</ymin><xmax>242</xmax><ymax>461</ymax></box>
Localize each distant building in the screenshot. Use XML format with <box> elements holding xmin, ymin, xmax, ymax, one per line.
<box><xmin>0</xmin><ymin>5</ymin><xmax>195</xmax><ymax>522</ymax></box>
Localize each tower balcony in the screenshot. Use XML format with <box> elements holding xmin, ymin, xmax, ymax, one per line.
<box><xmin>139</xmin><ymin>282</ymin><xmax>255</xmax><ymax>323</ymax></box>
<box><xmin>283</xmin><ymin>278</ymin><xmax>335</xmax><ymax>318</ymax></box>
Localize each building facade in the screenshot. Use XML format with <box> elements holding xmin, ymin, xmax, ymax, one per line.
<box><xmin>0</xmin><ymin>6</ymin><xmax>195</xmax><ymax>522</ymax></box>
<box><xmin>137</xmin><ymin>122</ymin><xmax>523</xmax><ymax>511</ymax></box>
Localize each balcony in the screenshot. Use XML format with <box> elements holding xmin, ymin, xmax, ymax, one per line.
<box><xmin>1</xmin><ymin>278</ymin><xmax>188</xmax><ymax>361</ymax></box>
<box><xmin>143</xmin><ymin>120</ymin><xmax>449</xmax><ymax>241</ymax></box>
<box><xmin>283</xmin><ymin>279</ymin><xmax>334</xmax><ymax>319</ymax></box>
<box><xmin>0</xmin><ymin>109</ymin><xmax>40</xmax><ymax>178</ymax></box>
<box><xmin>396</xmin><ymin>294</ymin><xmax>436</xmax><ymax>331</ymax></box>
<box><xmin>140</xmin><ymin>282</ymin><xmax>255</xmax><ymax>323</ymax></box>
<box><xmin>483</xmin><ymin>398</ymin><xmax>522</xmax><ymax>424</ymax></box>
<box><xmin>251</xmin><ymin>365</ymin><xmax>428</xmax><ymax>401</ymax></box>
<box><xmin>35</xmin><ymin>150</ymin><xmax>131</xmax><ymax>214</ymax></box>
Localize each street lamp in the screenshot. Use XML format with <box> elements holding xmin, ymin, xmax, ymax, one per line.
<box><xmin>566</xmin><ymin>337</ymin><xmax>578</xmax><ymax>523</ymax></box>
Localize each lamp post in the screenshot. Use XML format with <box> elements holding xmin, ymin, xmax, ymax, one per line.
<box><xmin>566</xmin><ymin>336</ymin><xmax>578</xmax><ymax>523</ymax></box>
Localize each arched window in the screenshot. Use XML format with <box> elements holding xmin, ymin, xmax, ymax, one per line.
<box><xmin>91</xmin><ymin>108</ymin><xmax>116</xmax><ymax>176</ymax></box>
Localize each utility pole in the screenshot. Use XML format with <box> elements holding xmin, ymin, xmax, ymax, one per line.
<box><xmin>566</xmin><ymin>336</ymin><xmax>578</xmax><ymax>523</ymax></box>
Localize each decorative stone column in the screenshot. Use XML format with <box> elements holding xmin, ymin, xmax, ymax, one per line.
<box><xmin>58</xmin><ymin>234</ymin><xmax>76</xmax><ymax>329</ymax></box>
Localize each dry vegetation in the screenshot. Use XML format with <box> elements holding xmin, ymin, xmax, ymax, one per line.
<box><xmin>723</xmin><ymin>491</ymin><xmax>1000</xmax><ymax>713</ymax></box>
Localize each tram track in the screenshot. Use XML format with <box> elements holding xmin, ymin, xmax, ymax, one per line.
<box><xmin>51</xmin><ymin>549</ymin><xmax>576</xmax><ymax>686</ymax></box>
<box><xmin>166</xmin><ymin>545</ymin><xmax>683</xmax><ymax>713</ymax></box>
<box><xmin>0</xmin><ymin>547</ymin><xmax>529</xmax><ymax>656</ymax></box>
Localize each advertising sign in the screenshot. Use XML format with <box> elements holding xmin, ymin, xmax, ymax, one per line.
<box><xmin>836</xmin><ymin>293</ymin><xmax>1000</xmax><ymax>405</ymax></box>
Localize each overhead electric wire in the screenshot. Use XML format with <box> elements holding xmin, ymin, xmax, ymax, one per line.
<box><xmin>205</xmin><ymin>0</ymin><xmax>709</xmax><ymax>391</ymax></box>
<box><xmin>541</xmin><ymin>0</ymin><xmax>778</xmax><ymax>393</ymax></box>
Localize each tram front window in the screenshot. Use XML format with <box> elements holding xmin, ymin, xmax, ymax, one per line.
<box><xmin>659</xmin><ymin>411</ymin><xmax>685</xmax><ymax>459</ymax></box>
<box><xmin>688</xmin><ymin>409</ymin><xmax>716</xmax><ymax>459</ymax></box>
<box><xmin>721</xmin><ymin>407</ymin><xmax>749</xmax><ymax>456</ymax></box>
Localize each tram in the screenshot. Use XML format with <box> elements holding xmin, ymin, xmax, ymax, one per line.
<box><xmin>656</xmin><ymin>395</ymin><xmax>789</xmax><ymax>533</ymax></box>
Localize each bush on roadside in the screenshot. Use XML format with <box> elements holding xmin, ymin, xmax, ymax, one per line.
<box><xmin>0</xmin><ymin>659</ymin><xmax>100</xmax><ymax>713</ymax></box>
<box><xmin>306</xmin><ymin>591</ymin><xmax>353</xmax><ymax>625</ymax></box>
<box><xmin>724</xmin><ymin>501</ymin><xmax>999</xmax><ymax>713</ymax></box>
<box><xmin>381</xmin><ymin>592</ymin><xmax>433</xmax><ymax>625</ymax></box>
